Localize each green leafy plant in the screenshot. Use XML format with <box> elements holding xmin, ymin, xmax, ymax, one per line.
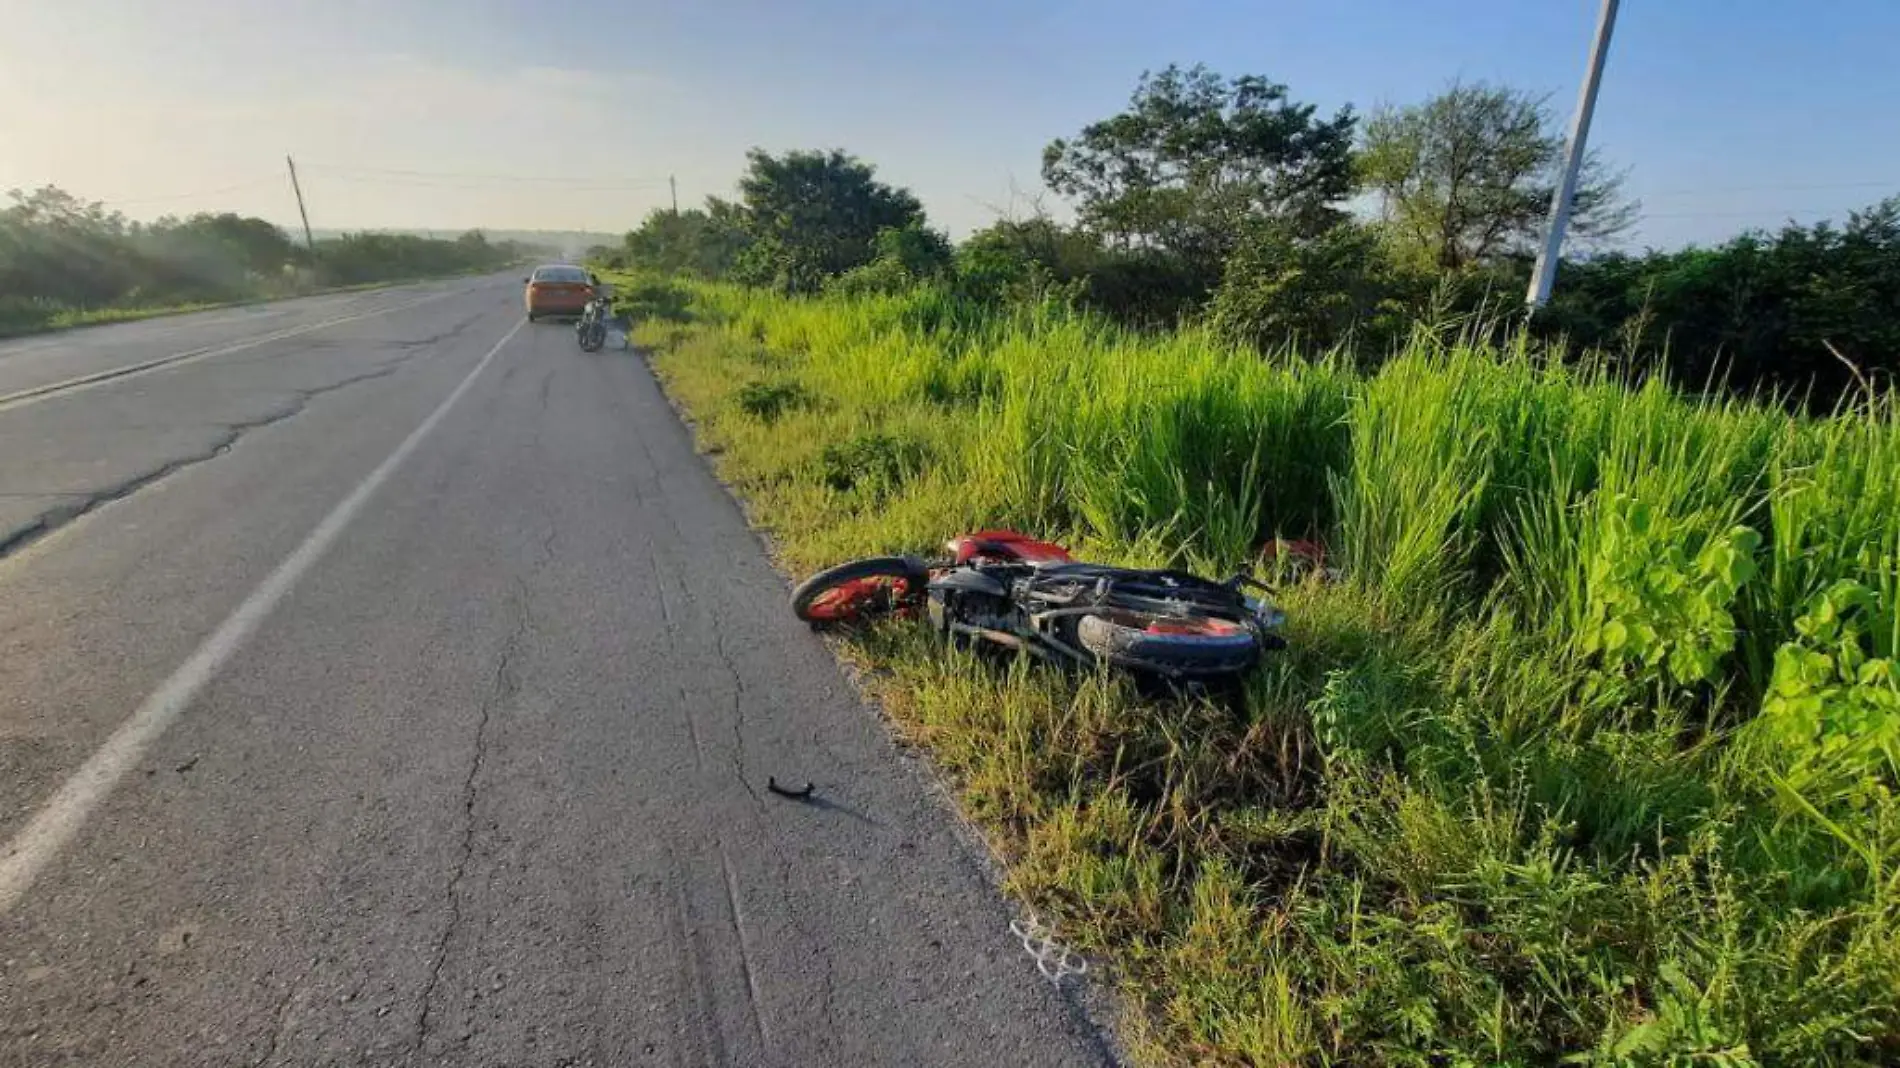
<box><xmin>1748</xmin><ymin>579</ymin><xmax>1900</xmax><ymax>814</ymax></box>
<box><xmin>1580</xmin><ymin>498</ymin><xmax>1761</xmax><ymax>689</ymax></box>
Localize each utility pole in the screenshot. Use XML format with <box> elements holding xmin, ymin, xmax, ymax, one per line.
<box><xmin>669</xmin><ymin>174</ymin><xmax>678</xmax><ymax>214</ymax></box>
<box><xmin>1527</xmin><ymin>0</ymin><xmax>1620</xmax><ymax>313</ymax></box>
<box><xmin>285</xmin><ymin>155</ymin><xmax>315</xmax><ymax>253</ymax></box>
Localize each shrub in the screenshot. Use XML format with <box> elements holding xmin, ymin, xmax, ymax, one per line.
<box><xmin>735</xmin><ymin>379</ymin><xmax>811</xmax><ymax>421</ymax></box>
<box><xmin>826</xmin><ymin>256</ymin><xmax>919</xmax><ymax>298</ymax></box>
<box><xmin>817</xmin><ymin>430</ymin><xmax>930</xmax><ymax>498</ymax></box>
<box><xmin>608</xmin><ymin>273</ymin><xmax>693</xmax><ymax>323</ymax></box>
<box><xmin>1208</xmin><ymin>221</ymin><xmax>1408</xmax><ymax>358</ymax></box>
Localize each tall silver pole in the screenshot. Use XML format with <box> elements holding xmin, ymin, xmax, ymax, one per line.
<box><xmin>1527</xmin><ymin>0</ymin><xmax>1620</xmax><ymax>312</ymax></box>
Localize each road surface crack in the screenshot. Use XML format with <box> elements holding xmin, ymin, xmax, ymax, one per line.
<box><xmin>393</xmin><ymin>311</ymin><xmax>485</xmax><ymax>350</ymax></box>
<box><xmin>712</xmin><ymin>622</ymin><xmax>761</xmax><ymax>806</ymax></box>
<box><xmin>249</xmin><ymin>939</ymin><xmax>337</xmax><ymax>1068</ymax></box>
<box><xmin>251</xmin><ymin>970</ymin><xmax>303</xmax><ymax>1067</ymax></box>
<box><xmin>0</xmin><ymin>354</ymin><xmax>423</xmax><ymax>562</ymax></box>
<box><xmin>412</xmin><ymin>581</ymin><xmax>524</xmax><ymax>1051</ymax></box>
<box><xmin>411</xmin><ymin>509</ymin><xmax>554</xmax><ymax>1052</ymax></box>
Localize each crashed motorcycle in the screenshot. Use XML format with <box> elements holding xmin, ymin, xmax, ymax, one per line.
<box><xmin>791</xmin><ymin>530</ymin><xmax>1286</xmax><ymax>683</ymax></box>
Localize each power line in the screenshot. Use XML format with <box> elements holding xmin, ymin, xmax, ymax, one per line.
<box><xmin>301</xmin><ymin>163</ymin><xmax>668</xmax><ymax>188</ymax></box>
<box><xmin>1639</xmin><ymin>177</ymin><xmax>1900</xmax><ymax>199</ymax></box>
<box><xmin>310</xmin><ymin>173</ymin><xmax>671</xmax><ymax>195</ymax></box>
<box><xmin>98</xmin><ymin>176</ymin><xmax>281</xmax><ymax>207</ymax></box>
<box><xmin>1639</xmin><ymin>206</ymin><xmax>1858</xmax><ymax>220</ymax></box>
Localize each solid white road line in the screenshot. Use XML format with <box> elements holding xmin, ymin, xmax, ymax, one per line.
<box><xmin>0</xmin><ymin>317</ymin><xmax>526</xmax><ymax>914</ymax></box>
<box><xmin>0</xmin><ymin>284</ymin><xmax>478</xmax><ymax>412</ymax></box>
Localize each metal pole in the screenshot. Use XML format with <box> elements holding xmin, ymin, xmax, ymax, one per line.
<box><xmin>670</xmin><ymin>175</ymin><xmax>678</xmax><ymax>213</ymax></box>
<box><xmin>1527</xmin><ymin>0</ymin><xmax>1619</xmax><ymax>312</ymax></box>
<box><xmin>285</xmin><ymin>155</ymin><xmax>316</xmax><ymax>253</ymax></box>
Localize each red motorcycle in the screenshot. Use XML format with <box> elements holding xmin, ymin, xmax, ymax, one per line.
<box><xmin>791</xmin><ymin>531</ymin><xmax>1286</xmax><ymax>683</ymax></box>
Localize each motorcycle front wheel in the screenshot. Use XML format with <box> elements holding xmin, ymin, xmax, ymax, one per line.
<box><xmin>791</xmin><ymin>556</ymin><xmax>929</xmax><ymax>627</ymax></box>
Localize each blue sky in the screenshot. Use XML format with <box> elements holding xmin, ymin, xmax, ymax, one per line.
<box><xmin>4</xmin><ymin>0</ymin><xmax>1897</xmax><ymax>249</ymax></box>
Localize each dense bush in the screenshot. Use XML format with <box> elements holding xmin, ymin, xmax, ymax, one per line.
<box><xmin>311</xmin><ymin>230</ymin><xmax>522</xmax><ymax>286</ymax></box>
<box><xmin>1208</xmin><ymin>221</ymin><xmax>1409</xmax><ymax>356</ymax></box>
<box><xmin>0</xmin><ymin>185</ymin><xmax>532</xmax><ymax>336</ymax></box>
<box><xmin>605</xmin><ymin>203</ymin><xmax>750</xmax><ymax>278</ymax></box>
<box><xmin>1536</xmin><ymin>198</ymin><xmax>1900</xmax><ymax>406</ymax></box>
<box><xmin>826</xmin><ymin>224</ymin><xmax>955</xmax><ymax>298</ymax></box>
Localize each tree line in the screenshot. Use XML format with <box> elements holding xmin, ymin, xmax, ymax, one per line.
<box><xmin>0</xmin><ymin>186</ymin><xmax>536</xmax><ymax>335</ymax></box>
<box><xmin>600</xmin><ymin>66</ymin><xmax>1898</xmax><ymax>409</ymax></box>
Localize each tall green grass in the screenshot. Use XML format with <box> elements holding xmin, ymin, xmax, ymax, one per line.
<box><xmin>622</xmin><ymin>270</ymin><xmax>1900</xmax><ymax>1066</ymax></box>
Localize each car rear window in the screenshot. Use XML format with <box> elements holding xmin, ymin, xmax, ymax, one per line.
<box><xmin>532</xmin><ymin>266</ymin><xmax>589</xmax><ymax>283</ymax></box>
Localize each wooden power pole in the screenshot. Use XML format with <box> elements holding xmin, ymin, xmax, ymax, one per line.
<box><xmin>286</xmin><ymin>155</ymin><xmax>315</xmax><ymax>252</ymax></box>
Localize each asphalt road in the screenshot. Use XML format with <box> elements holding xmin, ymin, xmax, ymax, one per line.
<box><xmin>0</xmin><ymin>275</ymin><xmax>1114</xmax><ymax>1066</ymax></box>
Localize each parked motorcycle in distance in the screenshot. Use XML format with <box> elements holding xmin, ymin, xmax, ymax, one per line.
<box><xmin>575</xmin><ymin>292</ymin><xmax>611</xmax><ymax>352</ymax></box>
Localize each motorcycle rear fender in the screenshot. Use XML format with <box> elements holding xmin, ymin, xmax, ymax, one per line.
<box><xmin>947</xmin><ymin>530</ymin><xmax>1073</xmax><ymax>565</ymax></box>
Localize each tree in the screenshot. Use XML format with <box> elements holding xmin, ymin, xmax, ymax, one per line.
<box><xmin>0</xmin><ymin>183</ymin><xmax>522</xmax><ymax>336</ymax></box>
<box><xmin>960</xmin><ymin>217</ymin><xmax>1099</xmax><ymax>280</ymax></box>
<box><xmin>137</xmin><ymin>213</ymin><xmax>299</xmax><ymax>297</ymax></box>
<box><xmin>954</xmin><ymin>217</ymin><xmax>1101</xmax><ymax>304</ymax></box>
<box><xmin>619</xmin><ymin>204</ymin><xmax>751</xmax><ymax>278</ymax></box>
<box><xmin>0</xmin><ymin>186</ymin><xmax>137</xmax><ymax>305</ymax></box>
<box><xmin>1534</xmin><ymin>196</ymin><xmax>1900</xmax><ymax>405</ymax></box>
<box><xmin>152</xmin><ymin>213</ymin><xmax>297</xmax><ymax>272</ymax></box>
<box><xmin>1208</xmin><ymin>221</ymin><xmax>1406</xmax><ymax>356</ymax></box>
<box><xmin>1358</xmin><ymin>81</ymin><xmax>1636</xmax><ymax>273</ymax></box>
<box><xmin>731</xmin><ymin>149</ymin><xmax>925</xmax><ymax>292</ymax></box>
<box><xmin>826</xmin><ymin>223</ymin><xmax>955</xmax><ymax>297</ymax></box>
<box><xmin>872</xmin><ymin>223</ymin><xmax>953</xmax><ymax>277</ymax></box>
<box><xmin>1041</xmin><ymin>64</ymin><xmax>1357</xmax><ymax>285</ymax></box>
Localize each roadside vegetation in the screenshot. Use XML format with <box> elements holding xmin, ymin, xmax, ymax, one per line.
<box><xmin>0</xmin><ymin>185</ymin><xmax>538</xmax><ymax>337</ymax></box>
<box><xmin>595</xmin><ymin>62</ymin><xmax>1900</xmax><ymax>1066</ymax></box>
<box><xmin>624</xmin><ymin>274</ymin><xmax>1898</xmax><ymax>1066</ymax></box>
<box><xmin>600</xmin><ymin>68</ymin><xmax>1900</xmax><ymax>413</ymax></box>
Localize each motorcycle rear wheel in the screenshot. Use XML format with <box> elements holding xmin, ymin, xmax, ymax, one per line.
<box><xmin>1074</xmin><ymin>609</ymin><xmax>1261</xmax><ymax>679</ymax></box>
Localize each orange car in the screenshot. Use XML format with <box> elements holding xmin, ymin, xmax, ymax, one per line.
<box><xmin>523</xmin><ymin>264</ymin><xmax>595</xmax><ymax>321</ymax></box>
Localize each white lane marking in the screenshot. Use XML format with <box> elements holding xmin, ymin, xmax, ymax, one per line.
<box><xmin>0</xmin><ymin>284</ymin><xmax>451</xmax><ymax>361</ymax></box>
<box><xmin>0</xmin><ymin>317</ymin><xmax>526</xmax><ymax>914</ymax></box>
<box><xmin>0</xmin><ymin>284</ymin><xmax>481</xmax><ymax>412</ymax></box>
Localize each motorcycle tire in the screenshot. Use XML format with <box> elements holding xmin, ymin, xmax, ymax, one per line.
<box><xmin>791</xmin><ymin>556</ymin><xmax>929</xmax><ymax>626</ymax></box>
<box><xmin>1074</xmin><ymin>610</ymin><xmax>1262</xmax><ymax>679</ymax></box>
